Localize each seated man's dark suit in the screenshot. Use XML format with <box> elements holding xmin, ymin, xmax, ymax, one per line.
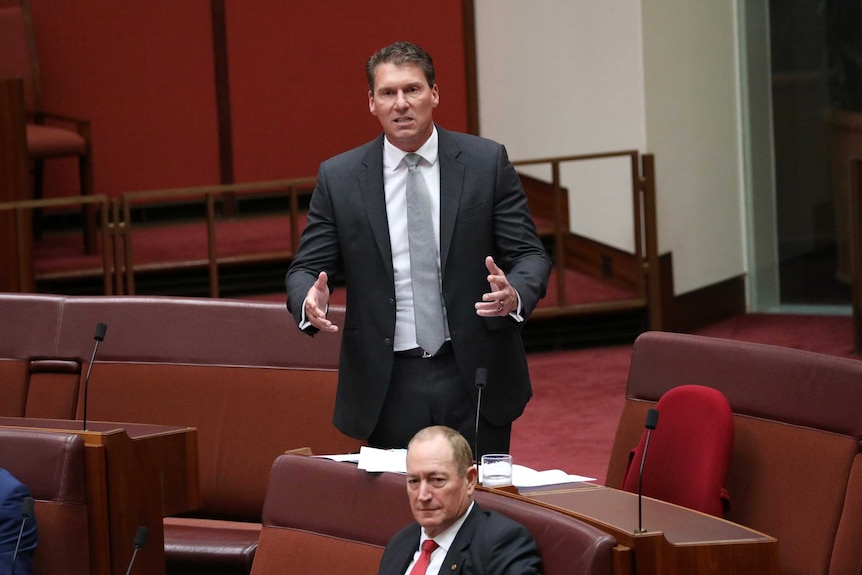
<box><xmin>377</xmin><ymin>503</ymin><xmax>542</xmax><ymax>575</ymax></box>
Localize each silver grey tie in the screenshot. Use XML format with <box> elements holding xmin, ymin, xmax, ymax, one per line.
<box><xmin>405</xmin><ymin>153</ymin><xmax>446</xmax><ymax>355</ymax></box>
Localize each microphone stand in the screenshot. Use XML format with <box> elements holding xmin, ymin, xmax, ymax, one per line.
<box><xmin>473</xmin><ymin>368</ymin><xmax>487</xmax><ymax>468</ymax></box>
<box><xmin>636</xmin><ymin>408</ymin><xmax>659</xmax><ymax>534</ymax></box>
<box><xmin>124</xmin><ymin>525</ymin><xmax>150</xmax><ymax>575</ymax></box>
<box><xmin>10</xmin><ymin>497</ymin><xmax>34</xmax><ymax>575</ymax></box>
<box><xmin>474</xmin><ymin>386</ymin><xmax>483</xmax><ymax>466</ymax></box>
<box><xmin>82</xmin><ymin>322</ymin><xmax>107</xmax><ymax>431</ymax></box>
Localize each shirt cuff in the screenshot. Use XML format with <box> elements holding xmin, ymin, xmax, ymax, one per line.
<box><xmin>299</xmin><ymin>296</ymin><xmax>327</xmax><ymax>330</ymax></box>
<box><xmin>509</xmin><ymin>289</ymin><xmax>525</xmax><ymax>323</ymax></box>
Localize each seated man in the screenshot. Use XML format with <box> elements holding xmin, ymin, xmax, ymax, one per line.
<box><xmin>378</xmin><ymin>426</ymin><xmax>541</xmax><ymax>575</ymax></box>
<box><xmin>0</xmin><ymin>467</ymin><xmax>38</xmax><ymax>575</ymax></box>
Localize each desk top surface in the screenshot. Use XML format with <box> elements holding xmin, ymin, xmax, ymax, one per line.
<box><xmin>0</xmin><ymin>416</ymin><xmax>194</xmax><ymax>439</ymax></box>
<box><xmin>523</xmin><ymin>483</ymin><xmax>775</xmax><ymax>545</ymax></box>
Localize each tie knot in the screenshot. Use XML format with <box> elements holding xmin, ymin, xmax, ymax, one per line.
<box><xmin>405</xmin><ymin>153</ymin><xmax>422</xmax><ymax>169</ymax></box>
<box><xmin>421</xmin><ymin>539</ymin><xmax>438</xmax><ymax>554</ymax></box>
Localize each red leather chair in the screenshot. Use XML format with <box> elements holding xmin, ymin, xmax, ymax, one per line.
<box><xmin>0</xmin><ymin>0</ymin><xmax>96</xmax><ymax>251</ymax></box>
<box><xmin>621</xmin><ymin>384</ymin><xmax>733</xmax><ymax>517</ymax></box>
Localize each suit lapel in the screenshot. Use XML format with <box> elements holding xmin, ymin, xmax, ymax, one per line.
<box><xmin>437</xmin><ymin>127</ymin><xmax>464</xmax><ymax>274</ymax></box>
<box><xmin>359</xmin><ymin>135</ymin><xmax>394</xmax><ymax>277</ymax></box>
<box><xmin>439</xmin><ymin>504</ymin><xmax>484</xmax><ymax>575</ymax></box>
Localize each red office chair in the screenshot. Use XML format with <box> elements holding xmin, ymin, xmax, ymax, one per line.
<box><xmin>621</xmin><ymin>384</ymin><xmax>733</xmax><ymax>517</ymax></box>
<box><xmin>0</xmin><ymin>0</ymin><xmax>96</xmax><ymax>252</ymax></box>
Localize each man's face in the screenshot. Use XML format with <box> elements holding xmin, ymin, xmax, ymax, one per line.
<box><xmin>405</xmin><ymin>435</ymin><xmax>477</xmax><ymax>538</ymax></box>
<box><xmin>368</xmin><ymin>62</ymin><xmax>439</xmax><ymax>153</ymax></box>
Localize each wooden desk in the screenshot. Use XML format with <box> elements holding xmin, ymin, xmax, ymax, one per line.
<box><xmin>520</xmin><ymin>483</ymin><xmax>778</xmax><ymax>575</ymax></box>
<box><xmin>0</xmin><ymin>417</ymin><xmax>199</xmax><ymax>575</ymax></box>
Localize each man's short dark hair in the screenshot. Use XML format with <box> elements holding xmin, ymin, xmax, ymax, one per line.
<box><xmin>366</xmin><ymin>41</ymin><xmax>436</xmax><ymax>91</ymax></box>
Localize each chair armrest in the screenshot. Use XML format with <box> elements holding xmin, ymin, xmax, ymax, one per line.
<box><xmin>31</xmin><ymin>110</ymin><xmax>91</xmax><ymax>133</ymax></box>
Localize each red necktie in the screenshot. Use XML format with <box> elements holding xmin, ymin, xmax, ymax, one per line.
<box><xmin>409</xmin><ymin>539</ymin><xmax>439</xmax><ymax>575</ymax></box>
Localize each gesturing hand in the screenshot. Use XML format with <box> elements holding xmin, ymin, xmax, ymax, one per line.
<box><xmin>305</xmin><ymin>271</ymin><xmax>338</xmax><ymax>333</ymax></box>
<box><xmin>475</xmin><ymin>256</ymin><xmax>516</xmax><ymax>317</ymax></box>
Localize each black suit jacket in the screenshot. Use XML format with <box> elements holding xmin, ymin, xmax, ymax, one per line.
<box><xmin>286</xmin><ymin>127</ymin><xmax>551</xmax><ymax>439</ymax></box>
<box><xmin>377</xmin><ymin>503</ymin><xmax>542</xmax><ymax>575</ymax></box>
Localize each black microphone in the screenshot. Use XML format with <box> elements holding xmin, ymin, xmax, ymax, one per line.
<box><xmin>82</xmin><ymin>322</ymin><xmax>107</xmax><ymax>432</ymax></box>
<box><xmin>635</xmin><ymin>408</ymin><xmax>659</xmax><ymax>533</ymax></box>
<box><xmin>124</xmin><ymin>525</ymin><xmax>150</xmax><ymax>575</ymax></box>
<box><xmin>10</xmin><ymin>496</ymin><xmax>34</xmax><ymax>575</ymax></box>
<box><xmin>473</xmin><ymin>368</ymin><xmax>487</xmax><ymax>467</ymax></box>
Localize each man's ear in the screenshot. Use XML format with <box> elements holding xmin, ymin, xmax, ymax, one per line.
<box><xmin>465</xmin><ymin>465</ymin><xmax>478</xmax><ymax>491</ymax></box>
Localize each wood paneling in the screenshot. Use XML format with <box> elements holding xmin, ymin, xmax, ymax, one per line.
<box><xmin>27</xmin><ymin>1</ymin><xmax>470</xmax><ymax>198</ymax></box>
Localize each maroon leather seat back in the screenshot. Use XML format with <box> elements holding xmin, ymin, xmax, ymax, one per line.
<box><xmin>250</xmin><ymin>454</ymin><xmax>616</xmax><ymax>575</ymax></box>
<box><xmin>607</xmin><ymin>331</ymin><xmax>862</xmax><ymax>575</ymax></box>
<box><xmin>0</xmin><ymin>428</ymin><xmax>90</xmax><ymax>575</ymax></box>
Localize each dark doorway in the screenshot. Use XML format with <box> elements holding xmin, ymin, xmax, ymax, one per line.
<box><xmin>770</xmin><ymin>0</ymin><xmax>852</xmax><ymax>306</ymax></box>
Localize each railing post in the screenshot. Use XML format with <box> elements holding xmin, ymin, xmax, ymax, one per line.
<box><xmin>0</xmin><ymin>77</ymin><xmax>34</xmax><ymax>292</ymax></box>
<box><xmin>122</xmin><ymin>195</ymin><xmax>136</xmax><ymax>295</ymax></box>
<box><xmin>641</xmin><ymin>154</ymin><xmax>663</xmax><ymax>331</ymax></box>
<box><xmin>851</xmin><ymin>158</ymin><xmax>862</xmax><ymax>354</ymax></box>
<box><xmin>551</xmin><ymin>161</ymin><xmax>567</xmax><ymax>307</ymax></box>
<box><xmin>206</xmin><ymin>192</ymin><xmax>219</xmax><ymax>298</ymax></box>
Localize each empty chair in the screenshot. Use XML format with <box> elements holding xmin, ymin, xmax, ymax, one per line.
<box><xmin>0</xmin><ymin>0</ymin><xmax>96</xmax><ymax>251</ymax></box>
<box><xmin>621</xmin><ymin>384</ymin><xmax>733</xmax><ymax>517</ymax></box>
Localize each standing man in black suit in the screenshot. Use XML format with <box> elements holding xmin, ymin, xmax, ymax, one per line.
<box><xmin>377</xmin><ymin>426</ymin><xmax>542</xmax><ymax>575</ymax></box>
<box><xmin>286</xmin><ymin>41</ymin><xmax>551</xmax><ymax>455</ymax></box>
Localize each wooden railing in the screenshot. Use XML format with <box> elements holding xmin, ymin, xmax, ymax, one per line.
<box><xmin>512</xmin><ymin>150</ymin><xmax>662</xmax><ymax>330</ymax></box>
<box><xmin>5</xmin><ymin>151</ymin><xmax>661</xmax><ymax>332</ymax></box>
<box><xmin>116</xmin><ymin>177</ymin><xmax>316</xmax><ymax>297</ymax></box>
<box><xmin>0</xmin><ymin>195</ymin><xmax>114</xmax><ymax>293</ymax></box>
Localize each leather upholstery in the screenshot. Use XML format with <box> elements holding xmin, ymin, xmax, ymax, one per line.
<box><xmin>249</xmin><ymin>454</ymin><xmax>616</xmax><ymax>575</ymax></box>
<box><xmin>163</xmin><ymin>518</ymin><xmax>260</xmax><ymax>575</ymax></box>
<box><xmin>0</xmin><ymin>428</ymin><xmax>90</xmax><ymax>575</ymax></box>
<box><xmin>606</xmin><ymin>331</ymin><xmax>862</xmax><ymax>575</ymax></box>
<box><xmin>0</xmin><ymin>293</ymin><xmax>358</xmax><ymax>575</ymax></box>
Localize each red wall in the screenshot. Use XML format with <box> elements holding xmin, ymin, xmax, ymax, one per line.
<box><xmin>28</xmin><ymin>0</ymin><xmax>468</xmax><ymax>198</ymax></box>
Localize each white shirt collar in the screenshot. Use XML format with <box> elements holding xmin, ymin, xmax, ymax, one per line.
<box><xmin>383</xmin><ymin>126</ymin><xmax>439</xmax><ymax>171</ymax></box>
<box><xmin>419</xmin><ymin>500</ymin><xmax>474</xmax><ymax>554</ymax></box>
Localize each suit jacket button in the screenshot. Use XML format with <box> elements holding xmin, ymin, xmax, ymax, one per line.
<box><xmin>384</xmin><ymin>338</ymin><xmax>392</xmax><ymax>347</ymax></box>
<box><xmin>388</xmin><ymin>298</ymin><xmax>395</xmax><ymax>306</ymax></box>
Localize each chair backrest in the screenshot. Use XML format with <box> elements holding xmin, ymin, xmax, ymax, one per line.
<box><xmin>621</xmin><ymin>384</ymin><xmax>734</xmax><ymax>517</ymax></box>
<box><xmin>0</xmin><ymin>0</ymin><xmax>40</xmax><ymax>112</ymax></box>
<box><xmin>251</xmin><ymin>454</ymin><xmax>616</xmax><ymax>575</ymax></box>
<box><xmin>0</xmin><ymin>428</ymin><xmax>90</xmax><ymax>575</ymax></box>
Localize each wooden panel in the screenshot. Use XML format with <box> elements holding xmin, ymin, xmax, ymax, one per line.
<box><xmin>225</xmin><ymin>0</ymin><xmax>469</xmax><ymax>182</ymax></box>
<box><xmin>523</xmin><ymin>484</ymin><xmax>777</xmax><ymax>575</ymax></box>
<box><xmin>27</xmin><ymin>1</ymin><xmax>471</xmax><ymax>202</ymax></box>
<box><xmin>0</xmin><ymin>77</ymin><xmax>33</xmax><ymax>291</ymax></box>
<box><xmin>29</xmin><ymin>0</ymin><xmax>221</xmax><ymax>197</ymax></box>
<box><xmin>0</xmin><ymin>419</ymin><xmax>200</xmax><ymax>575</ymax></box>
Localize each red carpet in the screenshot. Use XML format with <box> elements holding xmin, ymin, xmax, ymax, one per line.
<box><xmin>513</xmin><ymin>344</ymin><xmax>633</xmax><ymax>483</ymax></box>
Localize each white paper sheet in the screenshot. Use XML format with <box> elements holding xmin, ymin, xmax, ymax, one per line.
<box><xmin>317</xmin><ymin>447</ymin><xmax>594</xmax><ymax>487</ymax></box>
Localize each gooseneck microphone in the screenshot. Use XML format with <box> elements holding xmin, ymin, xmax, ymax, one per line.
<box><xmin>473</xmin><ymin>368</ymin><xmax>487</xmax><ymax>467</ymax></box>
<box><xmin>10</xmin><ymin>496</ymin><xmax>34</xmax><ymax>575</ymax></box>
<box><xmin>82</xmin><ymin>322</ymin><xmax>108</xmax><ymax>431</ymax></box>
<box><xmin>124</xmin><ymin>525</ymin><xmax>150</xmax><ymax>575</ymax></box>
<box><xmin>635</xmin><ymin>408</ymin><xmax>659</xmax><ymax>534</ymax></box>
